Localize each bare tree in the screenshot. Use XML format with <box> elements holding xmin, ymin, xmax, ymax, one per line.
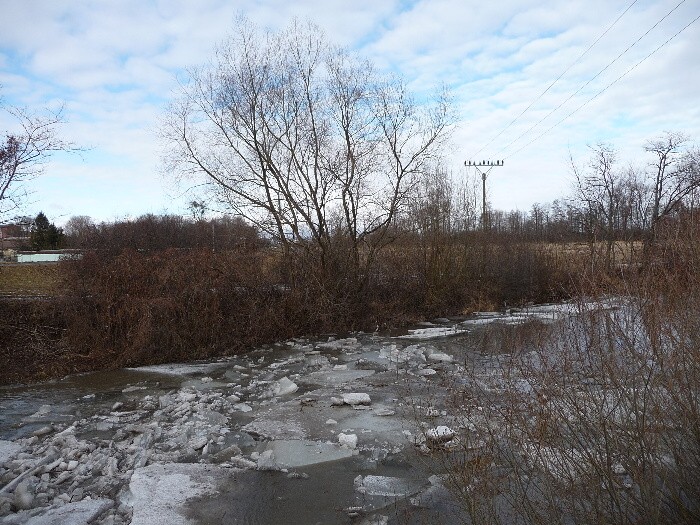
<box><xmin>0</xmin><ymin>103</ymin><xmax>70</xmax><ymax>219</ymax></box>
<box><xmin>645</xmin><ymin>131</ymin><xmax>700</xmax><ymax>232</ymax></box>
<box><xmin>162</xmin><ymin>19</ymin><xmax>451</xmax><ymax>291</ymax></box>
<box><xmin>64</xmin><ymin>215</ymin><xmax>96</xmax><ymax>249</ymax></box>
<box><xmin>573</xmin><ymin>143</ymin><xmax>625</xmax><ymax>270</ymax></box>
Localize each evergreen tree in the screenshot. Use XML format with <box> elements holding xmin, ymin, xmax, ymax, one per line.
<box><xmin>30</xmin><ymin>212</ymin><xmax>64</xmax><ymax>250</ymax></box>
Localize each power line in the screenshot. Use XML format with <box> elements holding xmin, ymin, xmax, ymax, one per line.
<box><xmin>504</xmin><ymin>11</ymin><xmax>700</xmax><ymax>161</ymax></box>
<box><xmin>469</xmin><ymin>0</ymin><xmax>639</xmax><ymax>159</ymax></box>
<box><xmin>496</xmin><ymin>0</ymin><xmax>687</xmax><ymax>158</ymax></box>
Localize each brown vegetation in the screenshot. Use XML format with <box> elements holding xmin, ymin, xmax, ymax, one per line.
<box><xmin>423</xmin><ymin>211</ymin><xmax>700</xmax><ymax>525</ymax></box>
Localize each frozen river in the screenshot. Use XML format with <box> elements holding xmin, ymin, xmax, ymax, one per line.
<box><xmin>0</xmin><ymin>303</ymin><xmax>595</xmax><ymax>525</ymax></box>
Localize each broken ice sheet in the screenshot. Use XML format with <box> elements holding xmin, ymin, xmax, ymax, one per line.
<box><xmin>261</xmin><ymin>439</ymin><xmax>354</xmax><ymax>468</ymax></box>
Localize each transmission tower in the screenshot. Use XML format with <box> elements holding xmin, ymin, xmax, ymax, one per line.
<box><xmin>464</xmin><ymin>160</ymin><xmax>505</xmax><ymax>230</ymax></box>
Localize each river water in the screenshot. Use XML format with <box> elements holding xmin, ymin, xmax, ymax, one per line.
<box><xmin>0</xmin><ymin>303</ymin><xmax>594</xmax><ymax>525</ymax></box>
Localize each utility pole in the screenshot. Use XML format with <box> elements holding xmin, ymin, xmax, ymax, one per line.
<box><xmin>464</xmin><ymin>160</ymin><xmax>504</xmax><ymax>230</ymax></box>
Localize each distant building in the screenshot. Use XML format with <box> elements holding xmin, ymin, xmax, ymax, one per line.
<box><xmin>0</xmin><ymin>221</ymin><xmax>31</xmax><ymax>251</ymax></box>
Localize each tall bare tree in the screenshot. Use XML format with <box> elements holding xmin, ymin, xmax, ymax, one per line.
<box><xmin>162</xmin><ymin>19</ymin><xmax>451</xmax><ymax>290</ymax></box>
<box><xmin>573</xmin><ymin>143</ymin><xmax>625</xmax><ymax>269</ymax></box>
<box><xmin>644</xmin><ymin>131</ymin><xmax>700</xmax><ymax>233</ymax></box>
<box><xmin>0</xmin><ymin>102</ymin><xmax>69</xmax><ymax>219</ymax></box>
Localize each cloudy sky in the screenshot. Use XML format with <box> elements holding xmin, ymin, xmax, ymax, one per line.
<box><xmin>1</xmin><ymin>0</ymin><xmax>698</xmax><ymax>224</ymax></box>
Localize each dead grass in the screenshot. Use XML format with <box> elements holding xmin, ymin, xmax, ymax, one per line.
<box><xmin>544</xmin><ymin>240</ymin><xmax>644</xmax><ymax>264</ymax></box>
<box><xmin>0</xmin><ymin>263</ymin><xmax>60</xmax><ymax>297</ymax></box>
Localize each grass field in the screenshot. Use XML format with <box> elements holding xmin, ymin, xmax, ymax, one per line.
<box><xmin>0</xmin><ymin>263</ymin><xmax>60</xmax><ymax>296</ymax></box>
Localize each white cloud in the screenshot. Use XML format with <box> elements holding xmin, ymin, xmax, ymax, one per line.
<box><xmin>0</xmin><ymin>0</ymin><xmax>698</xmax><ymax>220</ymax></box>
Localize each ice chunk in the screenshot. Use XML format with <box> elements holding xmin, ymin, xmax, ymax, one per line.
<box><xmin>190</xmin><ymin>437</ymin><xmax>208</xmax><ymax>450</ymax></box>
<box><xmin>359</xmin><ymin>516</ymin><xmax>389</xmax><ymax>525</ymax></box>
<box><xmin>354</xmin><ymin>475</ymin><xmax>425</xmax><ymax>497</ymax></box>
<box><xmin>338</xmin><ymin>433</ymin><xmax>358</xmax><ymax>449</ymax></box>
<box><xmin>426</xmin><ymin>352</ymin><xmax>453</xmax><ymax>363</ymax></box>
<box><xmin>234</xmin><ymin>403</ymin><xmax>253</xmax><ymax>413</ymax></box>
<box><xmin>514</xmin><ymin>378</ymin><xmax>534</xmax><ymax>394</ymax></box>
<box><xmin>299</xmin><ymin>369</ymin><xmax>374</xmax><ymax>386</ymax></box>
<box><xmin>0</xmin><ymin>440</ymin><xmax>21</xmax><ymax>465</ymax></box>
<box><xmin>12</xmin><ymin>498</ymin><xmax>113</xmax><ymax>525</ymax></box>
<box><xmin>122</xmin><ymin>385</ymin><xmax>147</xmax><ymax>393</ymax></box>
<box><xmin>426</xmin><ymin>426</ymin><xmax>455</xmax><ymax>443</ymax></box>
<box><xmin>23</xmin><ymin>405</ymin><xmax>52</xmax><ymax>422</ymax></box>
<box><xmin>317</xmin><ymin>337</ymin><xmax>361</xmax><ymax>350</ymax></box>
<box><xmin>342</xmin><ymin>393</ymin><xmax>371</xmax><ymax>406</ymax></box>
<box><xmin>273</xmin><ymin>377</ymin><xmax>299</xmax><ymax>396</ymax></box>
<box><xmin>256</xmin><ymin>449</ymin><xmax>277</xmax><ymax>470</ymax></box>
<box><xmin>397</xmin><ymin>327</ymin><xmax>467</xmax><ymax>340</ymax></box>
<box><xmin>126</xmin><ymin>464</ymin><xmax>224</xmax><ymax>525</ymax></box>
<box><xmin>229</xmin><ymin>456</ymin><xmax>257</xmax><ymax>469</ymax></box>
<box><xmin>378</xmin><ymin>344</ymin><xmax>425</xmax><ymax>363</ymax></box>
<box><xmin>13</xmin><ymin>479</ymin><xmax>34</xmax><ymax>510</ymax></box>
<box><xmin>262</xmin><ymin>439</ymin><xmax>353</xmax><ymax>468</ymax></box>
